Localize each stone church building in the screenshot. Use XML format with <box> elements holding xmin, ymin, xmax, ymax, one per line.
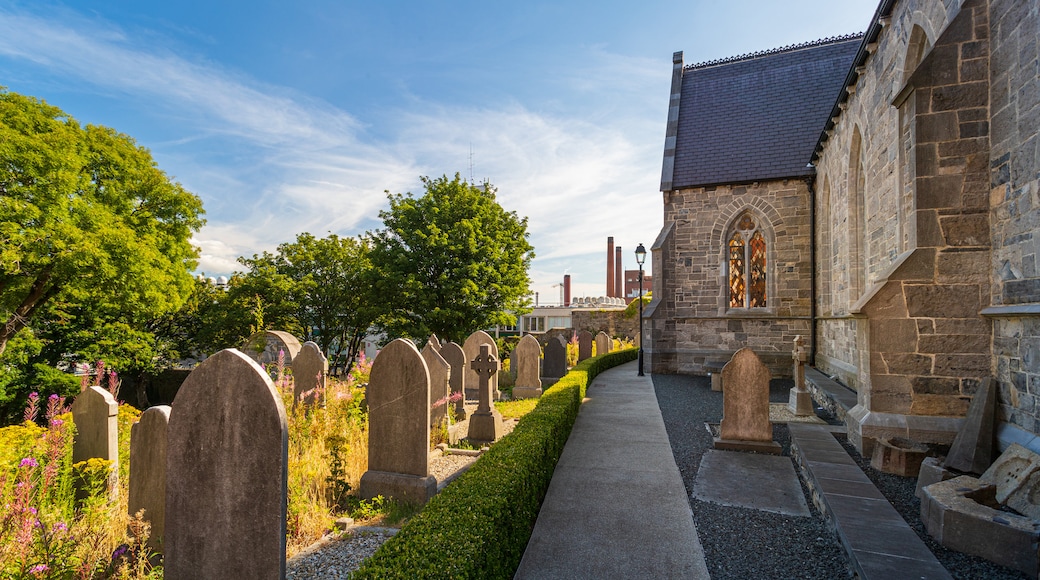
<box><xmin>646</xmin><ymin>0</ymin><xmax>1039</xmax><ymax>454</ymax></box>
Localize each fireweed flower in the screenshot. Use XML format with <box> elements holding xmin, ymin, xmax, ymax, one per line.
<box><xmin>19</xmin><ymin>457</ymin><xmax>39</xmax><ymax>469</ymax></box>
<box><xmin>29</xmin><ymin>564</ymin><xmax>49</xmax><ymax>575</ymax></box>
<box><xmin>53</xmin><ymin>521</ymin><xmax>68</xmax><ymax>533</ymax></box>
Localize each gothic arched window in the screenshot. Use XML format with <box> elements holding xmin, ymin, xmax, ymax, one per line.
<box><xmin>728</xmin><ymin>213</ymin><xmax>767</xmax><ymax>308</ymax></box>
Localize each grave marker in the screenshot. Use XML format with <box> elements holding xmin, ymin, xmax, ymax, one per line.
<box><xmin>165</xmin><ymin>349</ymin><xmax>288</xmax><ymax>580</ymax></box>
<box><xmin>129</xmin><ymin>405</ymin><xmax>170</xmax><ymax>552</ymax></box>
<box><xmin>359</xmin><ymin>339</ymin><xmax>437</xmax><ymax>504</ymax></box>
<box><xmin>788</xmin><ymin>336</ymin><xmax>813</xmax><ymax>416</ymax></box>
<box><xmin>715</xmin><ymin>348</ymin><xmax>781</xmax><ymax>454</ymax></box>
<box><xmin>422</xmin><ymin>342</ymin><xmax>451</xmax><ymax>429</ymax></box>
<box><xmin>440</xmin><ymin>342</ymin><xmax>468</xmax><ymax>421</ymax></box>
<box><xmin>71</xmin><ymin>386</ymin><xmax>119</xmax><ymax>499</ymax></box>
<box><xmin>468</xmin><ymin>344</ymin><xmax>504</xmax><ymax>442</ymax></box>
<box><xmin>595</xmin><ymin>331</ymin><xmax>611</xmax><ymax>356</ymax></box>
<box><xmin>464</xmin><ymin>330</ymin><xmax>499</xmax><ymax>400</ymax></box>
<box><xmin>542</xmin><ymin>335</ymin><xmax>568</xmax><ymax>379</ymax></box>
<box><xmin>241</xmin><ymin>330</ymin><xmax>303</xmax><ymax>366</ymax></box>
<box><xmin>291</xmin><ymin>341</ymin><xmax>328</xmax><ymax>409</ymax></box>
<box><xmin>577</xmin><ymin>330</ymin><xmax>593</xmax><ymax>362</ymax></box>
<box><xmin>512</xmin><ymin>334</ymin><xmax>543</xmax><ymax>399</ymax></box>
<box><xmin>426</xmin><ymin>334</ymin><xmax>441</xmax><ymax>354</ymax></box>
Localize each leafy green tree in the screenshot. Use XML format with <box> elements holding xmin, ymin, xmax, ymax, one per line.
<box><xmin>0</xmin><ymin>89</ymin><xmax>204</xmax><ymax>418</ymax></box>
<box><xmin>370</xmin><ymin>174</ymin><xmax>534</xmax><ymax>343</ymax></box>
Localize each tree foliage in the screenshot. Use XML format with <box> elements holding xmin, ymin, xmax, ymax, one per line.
<box><xmin>370</xmin><ymin>174</ymin><xmax>534</xmax><ymax>343</ymax></box>
<box><xmin>0</xmin><ymin>89</ymin><xmax>204</xmax><ymax>419</ymax></box>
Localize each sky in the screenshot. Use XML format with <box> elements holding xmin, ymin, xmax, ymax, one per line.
<box><xmin>0</xmin><ymin>0</ymin><xmax>879</xmax><ymax>305</ymax></box>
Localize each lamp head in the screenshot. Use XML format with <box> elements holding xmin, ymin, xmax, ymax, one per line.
<box><xmin>635</xmin><ymin>243</ymin><xmax>647</xmax><ymax>266</ymax></box>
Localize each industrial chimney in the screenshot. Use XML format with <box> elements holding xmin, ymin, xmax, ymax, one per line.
<box><xmin>564</xmin><ymin>274</ymin><xmax>572</xmax><ymax>307</ymax></box>
<box><xmin>615</xmin><ymin>247</ymin><xmax>623</xmax><ymax>302</ymax></box>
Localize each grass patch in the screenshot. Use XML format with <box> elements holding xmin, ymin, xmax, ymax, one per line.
<box><xmin>494</xmin><ymin>397</ymin><xmax>538</xmax><ymax>419</ymax></box>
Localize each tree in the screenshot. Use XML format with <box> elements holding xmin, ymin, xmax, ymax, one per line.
<box><xmin>0</xmin><ymin>89</ymin><xmax>205</xmax><ymax>357</ymax></box>
<box><xmin>0</xmin><ymin>89</ymin><xmax>204</xmax><ymax>420</ymax></box>
<box><xmin>370</xmin><ymin>174</ymin><xmax>534</xmax><ymax>343</ymax></box>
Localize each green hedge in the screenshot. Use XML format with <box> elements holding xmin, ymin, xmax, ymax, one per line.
<box><xmin>351</xmin><ymin>348</ymin><xmax>639</xmax><ymax>579</ymax></box>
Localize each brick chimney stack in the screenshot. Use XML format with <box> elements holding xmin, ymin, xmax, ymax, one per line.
<box><xmin>615</xmin><ymin>247</ymin><xmax>623</xmax><ymax>301</ymax></box>
<box><xmin>606</xmin><ymin>237</ymin><xmax>615</xmax><ymax>297</ymax></box>
<box><xmin>564</xmin><ymin>274</ymin><xmax>571</xmax><ymax>307</ymax></box>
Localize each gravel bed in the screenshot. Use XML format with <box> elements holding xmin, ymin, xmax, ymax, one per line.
<box><xmin>834</xmin><ymin>434</ymin><xmax>1028</xmax><ymax>580</ymax></box>
<box><xmin>287</xmin><ymin>528</ymin><xmax>396</xmax><ymax>579</ymax></box>
<box><xmin>653</xmin><ymin>374</ymin><xmax>853</xmax><ymax>579</ymax></box>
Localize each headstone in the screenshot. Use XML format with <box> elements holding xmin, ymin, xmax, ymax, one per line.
<box><xmin>241</xmin><ymin>330</ymin><xmax>303</xmax><ymax>367</ymax></box>
<box><xmin>464</xmin><ymin>331</ymin><xmax>499</xmax><ymax>400</ymax></box>
<box><xmin>542</xmin><ymin>335</ymin><xmax>568</xmax><ymax>379</ymax></box>
<box><xmin>425</xmin><ymin>334</ymin><xmax>441</xmax><ymax>354</ymax></box>
<box><xmin>715</xmin><ymin>348</ymin><xmax>781</xmax><ymax>454</ymax></box>
<box><xmin>422</xmin><ymin>342</ymin><xmax>451</xmax><ymax>429</ymax></box>
<box><xmin>468</xmin><ymin>344</ymin><xmax>504</xmax><ymax>442</ymax></box>
<box><xmin>944</xmin><ymin>378</ymin><xmax>997</xmax><ymax>475</ymax></box>
<box><xmin>577</xmin><ymin>330</ymin><xmax>593</xmax><ymax>362</ymax></box>
<box><xmin>594</xmin><ymin>331</ymin><xmax>611</xmax><ymax>356</ymax></box>
<box><xmin>129</xmin><ymin>405</ymin><xmax>170</xmax><ymax>551</ymax></box>
<box><xmin>165</xmin><ymin>349</ymin><xmax>288</xmax><ymax>580</ymax></box>
<box><xmin>512</xmin><ymin>334</ymin><xmax>543</xmax><ymax>399</ymax></box>
<box><xmin>291</xmin><ymin>341</ymin><xmax>328</xmax><ymax>409</ymax></box>
<box><xmin>788</xmin><ymin>336</ymin><xmax>813</xmax><ymax>416</ymax></box>
<box><xmin>441</xmin><ymin>342</ymin><xmax>467</xmax><ymax>420</ymax></box>
<box><xmin>71</xmin><ymin>386</ymin><xmax>119</xmax><ymax>499</ymax></box>
<box><xmin>359</xmin><ymin>339</ymin><xmax>436</xmax><ymax>504</ymax></box>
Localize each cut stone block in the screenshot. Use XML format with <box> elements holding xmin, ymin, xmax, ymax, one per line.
<box><xmin>943</xmin><ymin>377</ymin><xmax>996</xmax><ymax>475</ymax></box>
<box><xmin>871</xmin><ymin>437</ymin><xmax>930</xmax><ymax>477</ymax></box>
<box><xmin>980</xmin><ymin>443</ymin><xmax>1040</xmax><ymax>505</ymax></box>
<box><xmin>921</xmin><ymin>475</ymin><xmax>1040</xmax><ymax>577</ymax></box>
<box><xmin>916</xmin><ymin>456</ymin><xmax>957</xmax><ymax>498</ymax></box>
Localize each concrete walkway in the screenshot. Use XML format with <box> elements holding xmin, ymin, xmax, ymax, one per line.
<box><xmin>514</xmin><ymin>361</ymin><xmax>710</xmax><ymax>579</ymax></box>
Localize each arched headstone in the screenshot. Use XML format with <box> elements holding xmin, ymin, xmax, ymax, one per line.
<box><xmin>440</xmin><ymin>342</ymin><xmax>468</xmax><ymax>420</ymax></box>
<box><xmin>595</xmin><ymin>331</ymin><xmax>611</xmax><ymax>356</ymax></box>
<box><xmin>542</xmin><ymin>335</ymin><xmax>568</xmax><ymax>379</ymax></box>
<box><xmin>513</xmin><ymin>334</ymin><xmax>543</xmax><ymax>399</ymax></box>
<box><xmin>577</xmin><ymin>330</ymin><xmax>594</xmax><ymax>362</ymax></box>
<box><xmin>129</xmin><ymin>405</ymin><xmax>170</xmax><ymax>551</ymax></box>
<box><xmin>291</xmin><ymin>341</ymin><xmax>328</xmax><ymax>409</ymax></box>
<box><xmin>241</xmin><ymin>330</ymin><xmax>303</xmax><ymax>367</ymax></box>
<box><xmin>422</xmin><ymin>342</ymin><xmax>450</xmax><ymax>429</ymax></box>
<box><xmin>715</xmin><ymin>348</ymin><xmax>780</xmax><ymax>454</ymax></box>
<box><xmin>359</xmin><ymin>339</ymin><xmax>436</xmax><ymax>504</ymax></box>
<box><xmin>165</xmin><ymin>349</ymin><xmax>288</xmax><ymax>579</ymax></box>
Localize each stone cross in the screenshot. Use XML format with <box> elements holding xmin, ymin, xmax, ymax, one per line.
<box><xmin>467</xmin><ymin>344</ymin><xmax>503</xmax><ymax>442</ymax></box>
<box><xmin>788</xmin><ymin>336</ymin><xmax>813</xmax><ymax>416</ymax></box>
<box><xmin>165</xmin><ymin>348</ymin><xmax>288</xmax><ymax>579</ymax></box>
<box><xmin>129</xmin><ymin>405</ymin><xmax>170</xmax><ymax>552</ymax></box>
<box><xmin>291</xmin><ymin>341</ymin><xmax>328</xmax><ymax>409</ymax></box>
<box><xmin>577</xmin><ymin>330</ymin><xmax>593</xmax><ymax>362</ymax></box>
<box><xmin>71</xmin><ymin>386</ymin><xmax>119</xmax><ymax>500</ymax></box>
<box><xmin>440</xmin><ymin>341</ymin><xmax>467</xmax><ymax>420</ymax></box>
<box><xmin>715</xmin><ymin>347</ymin><xmax>780</xmax><ymax>453</ymax></box>
<box><xmin>512</xmin><ymin>333</ymin><xmax>543</xmax><ymax>399</ymax></box>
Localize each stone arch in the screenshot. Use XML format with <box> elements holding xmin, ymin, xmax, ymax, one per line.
<box><xmin>902</xmin><ymin>24</ymin><xmax>932</xmax><ymax>85</ymax></box>
<box><xmin>710</xmin><ymin>197</ymin><xmax>783</xmax><ymax>250</ymax></box>
<box><xmin>716</xmin><ymin>205</ymin><xmax>777</xmax><ymax>311</ymax></box>
<box><xmin>848</xmin><ymin>126</ymin><xmax>866</xmax><ymax>301</ymax></box>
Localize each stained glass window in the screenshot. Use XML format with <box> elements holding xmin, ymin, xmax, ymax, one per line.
<box><xmin>728</xmin><ymin>233</ymin><xmax>745</xmax><ymax>308</ymax></box>
<box><xmin>728</xmin><ymin>214</ymin><xmax>767</xmax><ymax>309</ymax></box>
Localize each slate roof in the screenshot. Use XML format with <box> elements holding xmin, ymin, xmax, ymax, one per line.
<box><xmin>666</xmin><ymin>35</ymin><xmax>862</xmax><ymax>190</ymax></box>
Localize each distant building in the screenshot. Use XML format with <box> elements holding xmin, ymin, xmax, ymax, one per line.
<box><xmin>624</xmin><ymin>270</ymin><xmax>652</xmax><ymax>304</ymax></box>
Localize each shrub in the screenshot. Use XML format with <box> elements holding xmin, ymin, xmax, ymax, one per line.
<box><xmin>351</xmin><ymin>348</ymin><xmax>638</xmax><ymax>579</ymax></box>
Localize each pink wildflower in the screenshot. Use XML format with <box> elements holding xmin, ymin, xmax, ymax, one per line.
<box><xmin>53</xmin><ymin>521</ymin><xmax>68</xmax><ymax>533</ymax></box>
<box><xmin>29</xmin><ymin>564</ymin><xmax>49</xmax><ymax>576</ymax></box>
<box><xmin>19</xmin><ymin>457</ymin><xmax>38</xmax><ymax>469</ymax></box>
<box><xmin>23</xmin><ymin>392</ymin><xmax>40</xmax><ymax>423</ymax></box>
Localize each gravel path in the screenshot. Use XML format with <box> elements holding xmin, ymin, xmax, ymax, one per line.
<box><xmin>653</xmin><ymin>373</ymin><xmax>853</xmax><ymax>579</ymax></box>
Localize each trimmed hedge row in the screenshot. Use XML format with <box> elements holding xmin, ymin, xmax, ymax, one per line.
<box><xmin>351</xmin><ymin>348</ymin><xmax>639</xmax><ymax>579</ymax></box>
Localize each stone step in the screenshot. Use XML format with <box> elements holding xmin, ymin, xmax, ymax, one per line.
<box><xmin>789</xmin><ymin>423</ymin><xmax>952</xmax><ymax>580</ymax></box>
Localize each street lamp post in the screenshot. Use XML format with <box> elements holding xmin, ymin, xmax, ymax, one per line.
<box><xmin>635</xmin><ymin>243</ymin><xmax>646</xmax><ymax>376</ymax></box>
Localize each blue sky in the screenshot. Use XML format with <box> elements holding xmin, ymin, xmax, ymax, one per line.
<box><xmin>0</xmin><ymin>0</ymin><xmax>878</xmax><ymax>304</ymax></box>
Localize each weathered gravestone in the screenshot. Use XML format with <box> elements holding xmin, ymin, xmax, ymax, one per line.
<box><xmin>512</xmin><ymin>334</ymin><xmax>543</xmax><ymax>399</ymax></box>
<box><xmin>422</xmin><ymin>342</ymin><xmax>451</xmax><ymax>429</ymax></box>
<box><xmin>715</xmin><ymin>348</ymin><xmax>780</xmax><ymax>454</ymax></box>
<box><xmin>291</xmin><ymin>341</ymin><xmax>328</xmax><ymax>409</ymax></box>
<box><xmin>359</xmin><ymin>339</ymin><xmax>437</xmax><ymax>504</ymax></box>
<box><xmin>595</xmin><ymin>331</ymin><xmax>611</xmax><ymax>356</ymax></box>
<box><xmin>165</xmin><ymin>349</ymin><xmax>288</xmax><ymax>580</ymax></box>
<box><xmin>788</xmin><ymin>336</ymin><xmax>813</xmax><ymax>416</ymax></box>
<box><xmin>464</xmin><ymin>330</ymin><xmax>499</xmax><ymax>400</ymax></box>
<box><xmin>425</xmin><ymin>334</ymin><xmax>441</xmax><ymax>354</ymax></box>
<box><xmin>440</xmin><ymin>342</ymin><xmax>467</xmax><ymax>421</ymax></box>
<box><xmin>542</xmin><ymin>335</ymin><xmax>568</xmax><ymax>379</ymax></box>
<box><xmin>241</xmin><ymin>330</ymin><xmax>303</xmax><ymax>367</ymax></box>
<box><xmin>468</xmin><ymin>344</ymin><xmax>504</xmax><ymax>442</ymax></box>
<box><xmin>71</xmin><ymin>386</ymin><xmax>119</xmax><ymax>499</ymax></box>
<box><xmin>129</xmin><ymin>405</ymin><xmax>170</xmax><ymax>552</ymax></box>
<box><xmin>577</xmin><ymin>330</ymin><xmax>593</xmax><ymax>362</ymax></box>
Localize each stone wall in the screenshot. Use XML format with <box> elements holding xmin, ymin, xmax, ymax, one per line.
<box><xmin>647</xmin><ymin>179</ymin><xmax>813</xmax><ymax>376</ymax></box>
<box><xmin>569</xmin><ymin>310</ymin><xmax>638</xmax><ymax>341</ymax></box>
<box><xmin>988</xmin><ymin>0</ymin><xmax>1040</xmax><ymax>433</ymax></box>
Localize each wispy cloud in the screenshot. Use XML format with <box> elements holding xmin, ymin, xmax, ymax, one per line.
<box><xmin>0</xmin><ymin>5</ymin><xmax>666</xmax><ymax>303</ymax></box>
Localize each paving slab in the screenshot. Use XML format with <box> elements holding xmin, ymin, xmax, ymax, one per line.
<box><xmin>692</xmin><ymin>449</ymin><xmax>811</xmax><ymax>516</ymax></box>
<box><xmin>515</xmin><ymin>361</ymin><xmax>709</xmax><ymax>579</ymax></box>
